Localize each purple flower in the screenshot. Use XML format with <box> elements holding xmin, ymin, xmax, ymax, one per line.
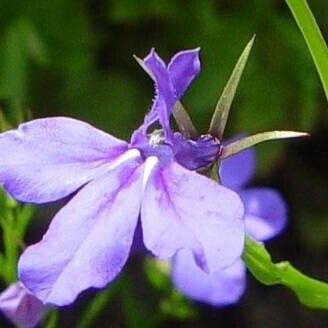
<box><xmin>172</xmin><ymin>145</ymin><xmax>287</xmax><ymax>306</ymax></box>
<box><xmin>0</xmin><ymin>49</ymin><xmax>245</xmax><ymax>306</ymax></box>
<box><xmin>0</xmin><ymin>282</ymin><xmax>45</xmax><ymax>328</ymax></box>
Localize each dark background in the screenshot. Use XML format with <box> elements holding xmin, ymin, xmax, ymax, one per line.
<box><xmin>0</xmin><ymin>0</ymin><xmax>327</xmax><ymax>327</ymax></box>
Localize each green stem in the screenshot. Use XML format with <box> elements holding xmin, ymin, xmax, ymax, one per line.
<box><xmin>285</xmin><ymin>0</ymin><xmax>328</xmax><ymax>100</ymax></box>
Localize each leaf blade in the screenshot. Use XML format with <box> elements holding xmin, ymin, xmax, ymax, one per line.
<box><xmin>285</xmin><ymin>0</ymin><xmax>328</xmax><ymax>101</ymax></box>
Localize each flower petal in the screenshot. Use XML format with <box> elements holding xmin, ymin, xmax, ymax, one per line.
<box><xmin>168</xmin><ymin>49</ymin><xmax>200</xmax><ymax>98</ymax></box>
<box><xmin>18</xmin><ymin>153</ymin><xmax>143</xmax><ymax>306</ymax></box>
<box><xmin>141</xmin><ymin>161</ymin><xmax>245</xmax><ymax>272</ymax></box>
<box><xmin>132</xmin><ymin>49</ymin><xmax>200</xmax><ymax>145</ymax></box>
<box><xmin>219</xmin><ymin>146</ymin><xmax>255</xmax><ymax>190</ymax></box>
<box><xmin>0</xmin><ymin>117</ymin><xmax>128</xmax><ymax>203</ymax></box>
<box><xmin>240</xmin><ymin>188</ymin><xmax>287</xmax><ymax>241</ymax></box>
<box><xmin>143</xmin><ymin>49</ymin><xmax>176</xmax><ymax>138</ymax></box>
<box><xmin>172</xmin><ymin>250</ymin><xmax>246</xmax><ymax>306</ymax></box>
<box><xmin>0</xmin><ymin>282</ymin><xmax>45</xmax><ymax>328</ymax></box>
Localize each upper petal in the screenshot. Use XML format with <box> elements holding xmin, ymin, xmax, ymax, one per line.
<box><xmin>132</xmin><ymin>49</ymin><xmax>200</xmax><ymax>145</ymax></box>
<box><xmin>0</xmin><ymin>282</ymin><xmax>45</xmax><ymax>328</ymax></box>
<box><xmin>168</xmin><ymin>49</ymin><xmax>201</xmax><ymax>98</ymax></box>
<box><xmin>219</xmin><ymin>146</ymin><xmax>255</xmax><ymax>190</ymax></box>
<box><xmin>143</xmin><ymin>49</ymin><xmax>176</xmax><ymax>138</ymax></box>
<box><xmin>18</xmin><ymin>153</ymin><xmax>143</xmax><ymax>306</ymax></box>
<box><xmin>241</xmin><ymin>188</ymin><xmax>287</xmax><ymax>241</ymax></box>
<box><xmin>141</xmin><ymin>161</ymin><xmax>245</xmax><ymax>273</ymax></box>
<box><xmin>0</xmin><ymin>117</ymin><xmax>128</xmax><ymax>203</ymax></box>
<box><xmin>172</xmin><ymin>250</ymin><xmax>246</xmax><ymax>306</ymax></box>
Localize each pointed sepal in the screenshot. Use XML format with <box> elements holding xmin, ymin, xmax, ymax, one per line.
<box><xmin>221</xmin><ymin>131</ymin><xmax>309</xmax><ymax>160</ymax></box>
<box><xmin>209</xmin><ymin>36</ymin><xmax>255</xmax><ymax>139</ymax></box>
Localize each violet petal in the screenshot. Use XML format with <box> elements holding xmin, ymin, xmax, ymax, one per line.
<box><xmin>18</xmin><ymin>152</ymin><xmax>143</xmax><ymax>306</ymax></box>
<box><xmin>0</xmin><ymin>117</ymin><xmax>128</xmax><ymax>203</ymax></box>
<box><xmin>143</xmin><ymin>49</ymin><xmax>176</xmax><ymax>138</ymax></box>
<box><xmin>167</xmin><ymin>49</ymin><xmax>200</xmax><ymax>98</ymax></box>
<box><xmin>141</xmin><ymin>160</ymin><xmax>245</xmax><ymax>273</ymax></box>
<box><xmin>219</xmin><ymin>146</ymin><xmax>255</xmax><ymax>190</ymax></box>
<box><xmin>241</xmin><ymin>188</ymin><xmax>287</xmax><ymax>241</ymax></box>
<box><xmin>172</xmin><ymin>250</ymin><xmax>246</xmax><ymax>306</ymax></box>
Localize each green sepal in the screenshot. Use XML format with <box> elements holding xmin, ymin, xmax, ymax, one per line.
<box><xmin>209</xmin><ymin>36</ymin><xmax>255</xmax><ymax>139</ymax></box>
<box><xmin>221</xmin><ymin>130</ymin><xmax>309</xmax><ymax>159</ymax></box>
<box><xmin>243</xmin><ymin>237</ymin><xmax>328</xmax><ymax>309</ymax></box>
<box><xmin>172</xmin><ymin>102</ymin><xmax>198</xmax><ymax>138</ymax></box>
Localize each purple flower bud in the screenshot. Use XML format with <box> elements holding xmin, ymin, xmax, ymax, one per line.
<box><xmin>173</xmin><ymin>133</ymin><xmax>221</xmax><ymax>170</ymax></box>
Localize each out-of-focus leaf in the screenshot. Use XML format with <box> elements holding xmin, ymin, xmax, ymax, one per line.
<box><xmin>144</xmin><ymin>258</ymin><xmax>171</xmax><ymax>291</ymax></box>
<box><xmin>209</xmin><ymin>36</ymin><xmax>254</xmax><ymax>139</ymax></box>
<box><xmin>20</xmin><ymin>19</ymin><xmax>49</xmax><ymax>65</ymax></box>
<box><xmin>144</xmin><ymin>258</ymin><xmax>196</xmax><ymax>321</ymax></box>
<box><xmin>110</xmin><ymin>0</ymin><xmax>179</xmax><ymax>23</ymax></box>
<box><xmin>160</xmin><ymin>290</ymin><xmax>197</xmax><ymax>321</ymax></box>
<box><xmin>298</xmin><ymin>212</ymin><xmax>328</xmax><ymax>253</ymax></box>
<box><xmin>60</xmin><ymin>71</ymin><xmax>146</xmax><ymax>138</ymax></box>
<box><xmin>243</xmin><ymin>237</ymin><xmax>328</xmax><ymax>309</ymax></box>
<box><xmin>77</xmin><ymin>287</ymin><xmax>115</xmax><ymax>328</ymax></box>
<box><xmin>120</xmin><ymin>275</ymin><xmax>150</xmax><ymax>328</ymax></box>
<box><xmin>0</xmin><ymin>19</ymin><xmax>27</xmax><ymax>106</ymax></box>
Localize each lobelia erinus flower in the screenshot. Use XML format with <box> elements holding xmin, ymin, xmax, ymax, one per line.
<box><xmin>0</xmin><ymin>49</ymin><xmax>245</xmax><ymax>306</ymax></box>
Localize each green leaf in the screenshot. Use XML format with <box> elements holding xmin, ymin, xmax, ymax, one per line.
<box><xmin>209</xmin><ymin>36</ymin><xmax>255</xmax><ymax>139</ymax></box>
<box><xmin>285</xmin><ymin>0</ymin><xmax>328</xmax><ymax>100</ymax></box>
<box><xmin>243</xmin><ymin>237</ymin><xmax>328</xmax><ymax>309</ymax></box>
<box><xmin>221</xmin><ymin>130</ymin><xmax>309</xmax><ymax>159</ymax></box>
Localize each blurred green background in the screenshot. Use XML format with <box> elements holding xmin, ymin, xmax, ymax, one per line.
<box><xmin>0</xmin><ymin>0</ymin><xmax>327</xmax><ymax>327</ymax></box>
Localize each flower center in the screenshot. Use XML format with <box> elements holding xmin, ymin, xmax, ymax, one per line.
<box><xmin>148</xmin><ymin>129</ymin><xmax>166</xmax><ymax>147</ymax></box>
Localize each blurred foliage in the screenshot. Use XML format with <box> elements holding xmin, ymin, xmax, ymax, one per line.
<box><xmin>144</xmin><ymin>258</ymin><xmax>197</xmax><ymax>321</ymax></box>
